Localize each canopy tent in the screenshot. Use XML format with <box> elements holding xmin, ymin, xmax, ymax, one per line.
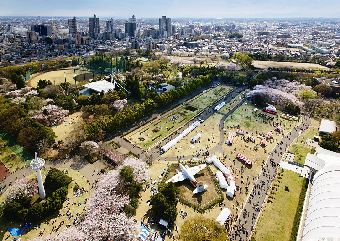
<box><xmin>260</xmin><ymin>139</ymin><xmax>267</xmax><ymax>146</ymax></box>
<box><xmin>236</xmin><ymin>129</ymin><xmax>245</xmax><ymax>135</ymax></box>
<box><xmin>214</xmin><ymin>102</ymin><xmax>225</xmax><ymax>111</ymax></box>
<box><xmin>139</xmin><ymin>226</ymin><xmax>150</xmax><ymax>241</ymax></box>
<box><xmin>225</xmin><ymin>132</ymin><xmax>235</xmax><ymax>145</ymax></box>
<box><xmin>265</xmin><ymin>132</ymin><xmax>273</xmax><ymax>139</ymax></box>
<box><xmin>105</xmin><ymin>151</ymin><xmax>122</xmax><ymax>163</ymax></box>
<box><xmin>266</xmin><ymin>105</ymin><xmax>276</xmax><ymax>113</ymax></box>
<box><xmin>191</xmin><ymin>133</ymin><xmax>201</xmax><ymax>143</ymax></box>
<box><xmin>8</xmin><ymin>228</ymin><xmax>24</xmax><ymax>236</ymax></box>
<box><xmin>216</xmin><ymin>208</ymin><xmax>231</xmax><ymax>226</ymax></box>
<box><xmin>276</xmin><ymin>126</ymin><xmax>283</xmax><ymax>132</ymax></box>
<box><xmin>236</xmin><ymin>153</ymin><xmax>253</xmax><ymax>165</ymax></box>
<box><xmin>159</xmin><ymin>219</ymin><xmax>168</xmax><ymax>227</ymax></box>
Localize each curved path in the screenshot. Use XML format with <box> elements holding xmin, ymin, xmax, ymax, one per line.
<box><xmin>229</xmin><ymin>114</ymin><xmax>311</xmax><ymax>241</ymax></box>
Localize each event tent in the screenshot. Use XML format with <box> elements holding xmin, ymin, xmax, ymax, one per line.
<box><xmin>225</xmin><ymin>132</ymin><xmax>234</xmax><ymax>145</ymax></box>
<box><xmin>236</xmin><ymin>153</ymin><xmax>253</xmax><ymax>165</ymax></box>
<box><xmin>216</xmin><ymin>208</ymin><xmax>231</xmax><ymax>226</ymax></box>
<box><xmin>215</xmin><ymin>171</ymin><xmax>229</xmax><ymax>189</ymax></box>
<box><xmin>161</xmin><ymin>121</ymin><xmax>200</xmax><ymax>153</ymax></box>
<box><xmin>139</xmin><ymin>226</ymin><xmax>150</xmax><ymax>241</ymax></box>
<box><xmin>265</xmin><ymin>132</ymin><xmax>273</xmax><ymax>139</ymax></box>
<box><xmin>276</xmin><ymin>126</ymin><xmax>283</xmax><ymax>132</ymax></box>
<box><xmin>260</xmin><ymin>139</ymin><xmax>267</xmax><ymax>146</ymax></box>
<box><xmin>236</xmin><ymin>129</ymin><xmax>245</xmax><ymax>135</ymax></box>
<box><xmin>214</xmin><ymin>102</ymin><xmax>225</xmax><ymax>111</ymax></box>
<box><xmin>83</xmin><ymin>80</ymin><xmax>116</xmax><ymax>94</ymax></box>
<box><xmin>319</xmin><ymin>119</ymin><xmax>337</xmax><ymax>135</ymax></box>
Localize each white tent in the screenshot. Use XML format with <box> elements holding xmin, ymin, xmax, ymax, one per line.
<box><xmin>216</xmin><ymin>171</ymin><xmax>229</xmax><ymax>189</ymax></box>
<box><xmin>191</xmin><ymin>133</ymin><xmax>201</xmax><ymax>143</ymax></box>
<box><xmin>161</xmin><ymin>121</ymin><xmax>200</xmax><ymax>153</ymax></box>
<box><xmin>83</xmin><ymin>80</ymin><xmax>116</xmax><ymax>93</ymax></box>
<box><xmin>214</xmin><ymin>102</ymin><xmax>225</xmax><ymax>111</ymax></box>
<box><xmin>319</xmin><ymin>119</ymin><xmax>336</xmax><ymax>135</ymax></box>
<box><xmin>266</xmin><ymin>105</ymin><xmax>276</xmax><ymax>112</ymax></box>
<box><xmin>216</xmin><ymin>208</ymin><xmax>231</xmax><ymax>226</ymax></box>
<box><xmin>159</xmin><ymin>219</ymin><xmax>168</xmax><ymax>227</ymax></box>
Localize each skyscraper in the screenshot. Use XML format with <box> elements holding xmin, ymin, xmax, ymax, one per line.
<box><xmin>89</xmin><ymin>14</ymin><xmax>100</xmax><ymax>39</ymax></box>
<box><xmin>68</xmin><ymin>17</ymin><xmax>77</xmax><ymax>35</ymax></box>
<box><xmin>159</xmin><ymin>16</ymin><xmax>171</xmax><ymax>38</ymax></box>
<box><xmin>125</xmin><ymin>15</ymin><xmax>137</xmax><ymax>38</ymax></box>
<box><xmin>31</xmin><ymin>24</ymin><xmax>52</xmax><ymax>36</ymax></box>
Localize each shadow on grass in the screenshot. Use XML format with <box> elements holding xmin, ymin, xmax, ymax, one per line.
<box><xmin>0</xmin><ymin>128</ymin><xmax>34</xmax><ymax>166</ymax></box>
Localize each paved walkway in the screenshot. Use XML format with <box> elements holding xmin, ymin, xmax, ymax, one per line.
<box><xmin>229</xmin><ymin>114</ymin><xmax>311</xmax><ymax>241</ymax></box>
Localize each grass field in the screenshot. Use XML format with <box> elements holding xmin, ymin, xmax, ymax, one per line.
<box><xmin>187</xmin><ymin>85</ymin><xmax>234</xmax><ymax>109</ymax></box>
<box><xmin>0</xmin><ymin>168</ymin><xmax>90</xmax><ymax>241</ymax></box>
<box><xmin>125</xmin><ymin>85</ymin><xmax>234</xmax><ymax>150</ymax></box>
<box><xmin>253</xmin><ymin>169</ymin><xmax>305</xmax><ymax>241</ymax></box>
<box><xmin>287</xmin><ymin>118</ymin><xmax>319</xmax><ymax>165</ymax></box>
<box><xmin>28</xmin><ymin>67</ymin><xmax>90</xmax><ymax>88</ymax></box>
<box><xmin>52</xmin><ymin>112</ymin><xmax>84</xmax><ymax>142</ymax></box>
<box><xmin>253</xmin><ymin>60</ymin><xmax>329</xmax><ymax>70</ymax></box>
<box><xmin>0</xmin><ymin>128</ymin><xmax>33</xmax><ymax>169</ymax></box>
<box><xmin>222</xmin><ymin>101</ymin><xmax>299</xmax><ymax>177</ymax></box>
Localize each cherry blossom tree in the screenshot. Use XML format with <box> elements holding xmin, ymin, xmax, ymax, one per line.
<box><xmin>5</xmin><ymin>178</ymin><xmax>38</xmax><ymax>203</ymax></box>
<box><xmin>112</xmin><ymin>99</ymin><xmax>127</xmax><ymax>111</ymax></box>
<box><xmin>31</xmin><ymin>104</ymin><xmax>69</xmax><ymax>126</ymax></box>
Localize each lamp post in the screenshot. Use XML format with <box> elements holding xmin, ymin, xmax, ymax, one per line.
<box><xmin>30</xmin><ymin>152</ymin><xmax>46</xmax><ymax>199</ymax></box>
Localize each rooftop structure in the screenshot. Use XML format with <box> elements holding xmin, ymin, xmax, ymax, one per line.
<box><xmin>319</xmin><ymin>119</ymin><xmax>336</xmax><ymax>135</ymax></box>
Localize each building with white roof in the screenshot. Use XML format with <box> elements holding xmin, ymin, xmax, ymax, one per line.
<box><xmin>318</xmin><ymin>119</ymin><xmax>336</xmax><ymax>135</ymax></box>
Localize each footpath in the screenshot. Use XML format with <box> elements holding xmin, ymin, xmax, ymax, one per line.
<box><xmin>229</xmin><ymin>114</ymin><xmax>311</xmax><ymax>241</ymax></box>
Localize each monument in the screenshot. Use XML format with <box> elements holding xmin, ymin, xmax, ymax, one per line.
<box><xmin>30</xmin><ymin>152</ymin><xmax>46</xmax><ymax>199</ymax></box>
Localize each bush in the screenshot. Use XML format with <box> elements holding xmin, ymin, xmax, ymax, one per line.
<box><xmin>124</xmin><ymin>204</ymin><xmax>136</xmax><ymax>217</ymax></box>
<box><xmin>73</xmin><ymin>184</ymin><xmax>80</xmax><ymax>192</ymax></box>
<box><xmin>44</xmin><ymin>168</ymin><xmax>72</xmax><ymax>193</ymax></box>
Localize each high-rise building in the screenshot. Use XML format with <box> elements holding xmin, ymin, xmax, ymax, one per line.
<box><xmin>159</xmin><ymin>16</ymin><xmax>171</xmax><ymax>38</ymax></box>
<box><xmin>68</xmin><ymin>17</ymin><xmax>77</xmax><ymax>35</ymax></box>
<box><xmin>125</xmin><ymin>15</ymin><xmax>137</xmax><ymax>38</ymax></box>
<box><xmin>31</xmin><ymin>24</ymin><xmax>52</xmax><ymax>36</ymax></box>
<box><xmin>89</xmin><ymin>14</ymin><xmax>100</xmax><ymax>39</ymax></box>
<box><xmin>106</xmin><ymin>18</ymin><xmax>114</xmax><ymax>33</ymax></box>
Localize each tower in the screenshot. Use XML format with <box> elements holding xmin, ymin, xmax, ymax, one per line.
<box><xmin>89</xmin><ymin>14</ymin><xmax>100</xmax><ymax>39</ymax></box>
<box><xmin>68</xmin><ymin>17</ymin><xmax>77</xmax><ymax>35</ymax></box>
<box><xmin>30</xmin><ymin>152</ymin><xmax>46</xmax><ymax>199</ymax></box>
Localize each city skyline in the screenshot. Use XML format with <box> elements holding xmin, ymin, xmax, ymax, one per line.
<box><xmin>1</xmin><ymin>0</ymin><xmax>340</xmax><ymax>18</ymax></box>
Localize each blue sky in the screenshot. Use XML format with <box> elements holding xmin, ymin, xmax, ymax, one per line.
<box><xmin>1</xmin><ymin>0</ymin><xmax>340</xmax><ymax>18</ymax></box>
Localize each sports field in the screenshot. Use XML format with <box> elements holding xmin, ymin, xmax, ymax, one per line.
<box><xmin>28</xmin><ymin>67</ymin><xmax>91</xmax><ymax>88</ymax></box>
<box><xmin>253</xmin><ymin>60</ymin><xmax>329</xmax><ymax>70</ymax></box>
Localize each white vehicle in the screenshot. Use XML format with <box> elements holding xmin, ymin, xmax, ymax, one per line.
<box><xmin>166</xmin><ymin>164</ymin><xmax>208</xmax><ymax>194</ymax></box>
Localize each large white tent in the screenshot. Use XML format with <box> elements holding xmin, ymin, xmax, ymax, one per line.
<box><xmin>83</xmin><ymin>80</ymin><xmax>116</xmax><ymax>93</ymax></box>
<box><xmin>216</xmin><ymin>208</ymin><xmax>231</xmax><ymax>226</ymax></box>
<box><xmin>302</xmin><ymin>165</ymin><xmax>340</xmax><ymax>241</ymax></box>
<box><xmin>161</xmin><ymin>121</ymin><xmax>200</xmax><ymax>153</ymax></box>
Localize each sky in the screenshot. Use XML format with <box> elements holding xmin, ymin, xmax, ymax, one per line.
<box><xmin>1</xmin><ymin>0</ymin><xmax>340</xmax><ymax>18</ymax></box>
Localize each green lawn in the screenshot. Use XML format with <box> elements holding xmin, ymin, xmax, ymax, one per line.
<box><xmin>0</xmin><ymin>139</ymin><xmax>26</xmax><ymax>173</ymax></box>
<box><xmin>253</xmin><ymin>170</ymin><xmax>305</xmax><ymax>241</ymax></box>
<box><xmin>289</xmin><ymin>144</ymin><xmax>313</xmax><ymax>164</ymax></box>
<box><xmin>0</xmin><ymin>128</ymin><xmax>34</xmax><ymax>167</ymax></box>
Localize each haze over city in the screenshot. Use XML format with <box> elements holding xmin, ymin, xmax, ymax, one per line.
<box><xmin>1</xmin><ymin>0</ymin><xmax>340</xmax><ymax>18</ymax></box>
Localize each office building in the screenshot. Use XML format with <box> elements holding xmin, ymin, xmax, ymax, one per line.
<box><xmin>89</xmin><ymin>14</ymin><xmax>100</xmax><ymax>39</ymax></box>
<box><xmin>159</xmin><ymin>16</ymin><xmax>171</xmax><ymax>38</ymax></box>
<box><xmin>31</xmin><ymin>24</ymin><xmax>52</xmax><ymax>36</ymax></box>
<box><xmin>125</xmin><ymin>15</ymin><xmax>137</xmax><ymax>38</ymax></box>
<box><xmin>68</xmin><ymin>17</ymin><xmax>77</xmax><ymax>35</ymax></box>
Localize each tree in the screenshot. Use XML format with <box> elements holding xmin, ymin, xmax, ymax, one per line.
<box><xmin>150</xmin><ymin>182</ymin><xmax>179</xmax><ymax>224</ymax></box>
<box><xmin>119</xmin><ymin>166</ymin><xmax>134</xmax><ymax>183</ymax></box>
<box><xmin>298</xmin><ymin>89</ymin><xmax>317</xmax><ymax>99</ymax></box>
<box><xmin>37</xmin><ymin>79</ymin><xmax>52</xmax><ymax>89</ymax></box>
<box><xmin>44</xmin><ymin>168</ymin><xmax>72</xmax><ymax>193</ymax></box>
<box><xmin>181</xmin><ymin>216</ymin><xmax>227</xmax><ymax>241</ymax></box>
<box><xmin>313</xmin><ymin>83</ymin><xmax>332</xmax><ymax>96</ymax></box>
<box><xmin>232</xmin><ymin>52</ymin><xmax>253</xmax><ymax>69</ymax></box>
